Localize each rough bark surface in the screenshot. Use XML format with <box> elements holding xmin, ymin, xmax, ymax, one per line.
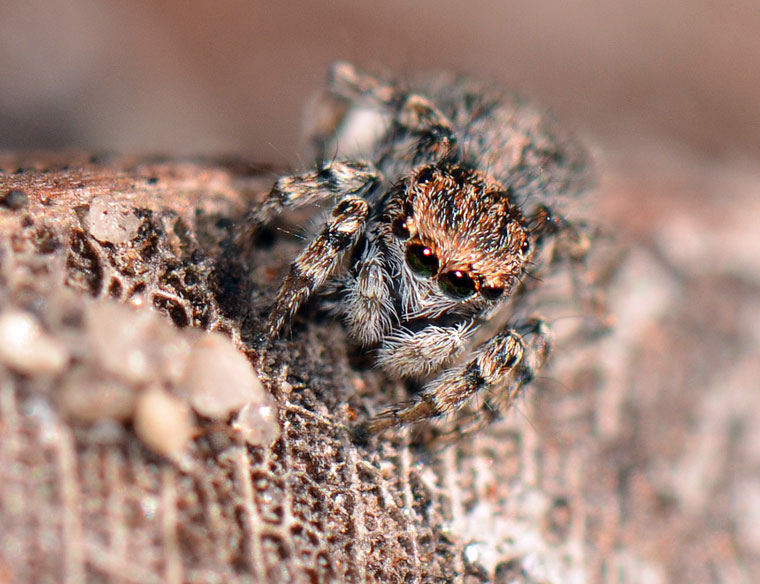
<box><xmin>0</xmin><ymin>152</ymin><xmax>758</xmax><ymax>583</ymax></box>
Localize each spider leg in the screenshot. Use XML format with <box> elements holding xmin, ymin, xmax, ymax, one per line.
<box><xmin>340</xmin><ymin>238</ymin><xmax>396</xmax><ymax>345</ymax></box>
<box><xmin>329</xmin><ymin>62</ymin><xmax>452</xmax><ymax>131</ymax></box>
<box><xmin>391</xmin><ymin>94</ymin><xmax>457</xmax><ymax>166</ymax></box>
<box><xmin>330</xmin><ymin>61</ymin><xmax>457</xmax><ymax>165</ymax></box>
<box><xmin>528</xmin><ymin>205</ymin><xmax>611</xmax><ymax>335</ymax></box>
<box><xmin>357</xmin><ymin>318</ymin><xmax>551</xmax><ymax>438</ymax></box>
<box><xmin>246</xmin><ymin>160</ymin><xmax>380</xmax><ymax>230</ymax></box>
<box><xmin>328</xmin><ymin>61</ymin><xmax>397</xmax><ymax>105</ymax></box>
<box><xmin>267</xmin><ymin>195</ymin><xmax>369</xmax><ymax>337</ymax></box>
<box><xmin>374</xmin><ymin>320</ymin><xmax>476</xmax><ymax>381</ymax></box>
<box><xmin>417</xmin><ymin>394</ymin><xmax>503</xmax><ymax>448</ymax></box>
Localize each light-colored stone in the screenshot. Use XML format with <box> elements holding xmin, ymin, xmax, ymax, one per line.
<box><xmin>87</xmin><ymin>195</ymin><xmax>142</xmax><ymax>244</ymax></box>
<box><xmin>87</xmin><ymin>302</ymin><xmax>192</xmax><ymax>386</ymax></box>
<box><xmin>0</xmin><ymin>309</ymin><xmax>69</xmax><ymax>375</ymax></box>
<box><xmin>232</xmin><ymin>400</ymin><xmax>280</xmax><ymax>447</ymax></box>
<box><xmin>182</xmin><ymin>332</ymin><xmax>265</xmax><ymax>419</ymax></box>
<box><xmin>133</xmin><ymin>386</ymin><xmax>194</xmax><ymax>458</ymax></box>
<box><xmin>58</xmin><ymin>367</ymin><xmax>137</xmax><ymax>423</ymax></box>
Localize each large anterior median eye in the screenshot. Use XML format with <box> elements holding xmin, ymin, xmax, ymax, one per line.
<box><xmin>440</xmin><ymin>270</ymin><xmax>477</xmax><ymax>299</ymax></box>
<box><xmin>406</xmin><ymin>244</ymin><xmax>439</xmax><ymax>277</ymax></box>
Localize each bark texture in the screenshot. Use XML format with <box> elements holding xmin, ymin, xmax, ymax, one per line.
<box><xmin>0</xmin><ymin>152</ymin><xmax>758</xmax><ymax>583</ymax></box>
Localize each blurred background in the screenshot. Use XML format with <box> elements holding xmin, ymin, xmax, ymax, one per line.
<box><xmin>2</xmin><ymin>0</ymin><xmax>759</xmax><ymax>171</ymax></box>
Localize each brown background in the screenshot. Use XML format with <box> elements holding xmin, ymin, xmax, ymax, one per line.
<box><xmin>2</xmin><ymin>0</ymin><xmax>759</xmax><ymax>168</ymax></box>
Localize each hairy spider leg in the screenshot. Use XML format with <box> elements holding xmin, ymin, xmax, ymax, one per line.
<box><xmin>267</xmin><ymin>195</ymin><xmax>370</xmax><ymax>337</ymax></box>
<box><xmin>357</xmin><ymin>318</ymin><xmax>551</xmax><ymax>437</ymax></box>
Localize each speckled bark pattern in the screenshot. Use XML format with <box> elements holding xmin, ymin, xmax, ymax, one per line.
<box><xmin>0</xmin><ymin>153</ymin><xmax>758</xmax><ymax>583</ymax></box>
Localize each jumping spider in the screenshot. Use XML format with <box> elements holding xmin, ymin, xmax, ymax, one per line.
<box><xmin>249</xmin><ymin>62</ymin><xmax>592</xmax><ymax>439</ymax></box>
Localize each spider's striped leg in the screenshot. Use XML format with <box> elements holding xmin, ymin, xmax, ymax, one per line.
<box><xmin>267</xmin><ymin>195</ymin><xmax>369</xmax><ymax>337</ymax></box>
<box><xmin>330</xmin><ymin>61</ymin><xmax>456</xmax><ymax>165</ymax></box>
<box><xmin>244</xmin><ymin>160</ymin><xmax>379</xmax><ymax>232</ymax></box>
<box><xmin>357</xmin><ymin>318</ymin><xmax>551</xmax><ymax>439</ymax></box>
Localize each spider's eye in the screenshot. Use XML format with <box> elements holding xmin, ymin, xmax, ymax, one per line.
<box><xmin>440</xmin><ymin>270</ymin><xmax>477</xmax><ymax>299</ymax></box>
<box><xmin>391</xmin><ymin>217</ymin><xmax>411</xmax><ymax>239</ymax></box>
<box><xmin>406</xmin><ymin>244</ymin><xmax>439</xmax><ymax>277</ymax></box>
<box><xmin>534</xmin><ymin>205</ymin><xmax>560</xmax><ymax>234</ymax></box>
<box><xmin>481</xmin><ymin>285</ymin><xmax>504</xmax><ymax>301</ymax></box>
<box><xmin>416</xmin><ymin>166</ymin><xmax>436</xmax><ymax>184</ymax></box>
<box><xmin>521</xmin><ymin>239</ymin><xmax>531</xmax><ymax>255</ymax></box>
<box><xmin>537</xmin><ymin>204</ymin><xmax>553</xmax><ymax>221</ymax></box>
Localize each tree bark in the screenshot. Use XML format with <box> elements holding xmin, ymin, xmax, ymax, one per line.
<box><xmin>0</xmin><ymin>152</ymin><xmax>757</xmax><ymax>583</ymax></box>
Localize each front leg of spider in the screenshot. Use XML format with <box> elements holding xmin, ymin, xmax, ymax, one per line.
<box><xmin>247</xmin><ymin>160</ymin><xmax>379</xmax><ymax>231</ymax></box>
<box><xmin>266</xmin><ymin>195</ymin><xmax>370</xmax><ymax>337</ymax></box>
<box><xmin>253</xmin><ymin>159</ymin><xmax>380</xmax><ymax>336</ymax></box>
<box><xmin>357</xmin><ymin>319</ymin><xmax>551</xmax><ymax>439</ymax></box>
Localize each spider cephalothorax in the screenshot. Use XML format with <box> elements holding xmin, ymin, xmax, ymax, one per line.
<box><xmin>381</xmin><ymin>163</ymin><xmax>530</xmax><ymax>310</ymax></box>
<box><xmin>247</xmin><ymin>62</ymin><xmax>592</xmax><ymax>439</ymax></box>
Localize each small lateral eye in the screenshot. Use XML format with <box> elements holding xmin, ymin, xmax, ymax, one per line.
<box><xmin>521</xmin><ymin>238</ymin><xmax>531</xmax><ymax>254</ymax></box>
<box><xmin>481</xmin><ymin>285</ymin><xmax>504</xmax><ymax>301</ymax></box>
<box><xmin>406</xmin><ymin>244</ymin><xmax>439</xmax><ymax>277</ymax></box>
<box><xmin>416</xmin><ymin>166</ymin><xmax>436</xmax><ymax>184</ymax></box>
<box><xmin>533</xmin><ymin>205</ymin><xmax>560</xmax><ymax>234</ymax></box>
<box><xmin>391</xmin><ymin>216</ymin><xmax>411</xmax><ymax>239</ymax></box>
<box><xmin>440</xmin><ymin>270</ymin><xmax>477</xmax><ymax>299</ymax></box>
<box><xmin>539</xmin><ymin>205</ymin><xmax>554</xmax><ymax>223</ymax></box>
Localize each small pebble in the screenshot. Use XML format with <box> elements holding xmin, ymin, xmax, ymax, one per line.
<box><xmin>181</xmin><ymin>332</ymin><xmax>265</xmax><ymax>419</ymax></box>
<box><xmin>1</xmin><ymin>189</ymin><xmax>28</xmax><ymax>209</ymax></box>
<box><xmin>87</xmin><ymin>196</ymin><xmax>141</xmax><ymax>244</ymax></box>
<box><xmin>58</xmin><ymin>367</ymin><xmax>137</xmax><ymax>423</ymax></box>
<box><xmin>88</xmin><ymin>302</ymin><xmax>191</xmax><ymax>386</ymax></box>
<box><xmin>133</xmin><ymin>386</ymin><xmax>194</xmax><ymax>458</ymax></box>
<box><xmin>232</xmin><ymin>400</ymin><xmax>281</xmax><ymax>446</ymax></box>
<box><xmin>0</xmin><ymin>309</ymin><xmax>69</xmax><ymax>375</ymax></box>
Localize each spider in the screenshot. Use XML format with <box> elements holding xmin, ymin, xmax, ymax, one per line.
<box><xmin>248</xmin><ymin>62</ymin><xmax>592</xmax><ymax>439</ymax></box>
